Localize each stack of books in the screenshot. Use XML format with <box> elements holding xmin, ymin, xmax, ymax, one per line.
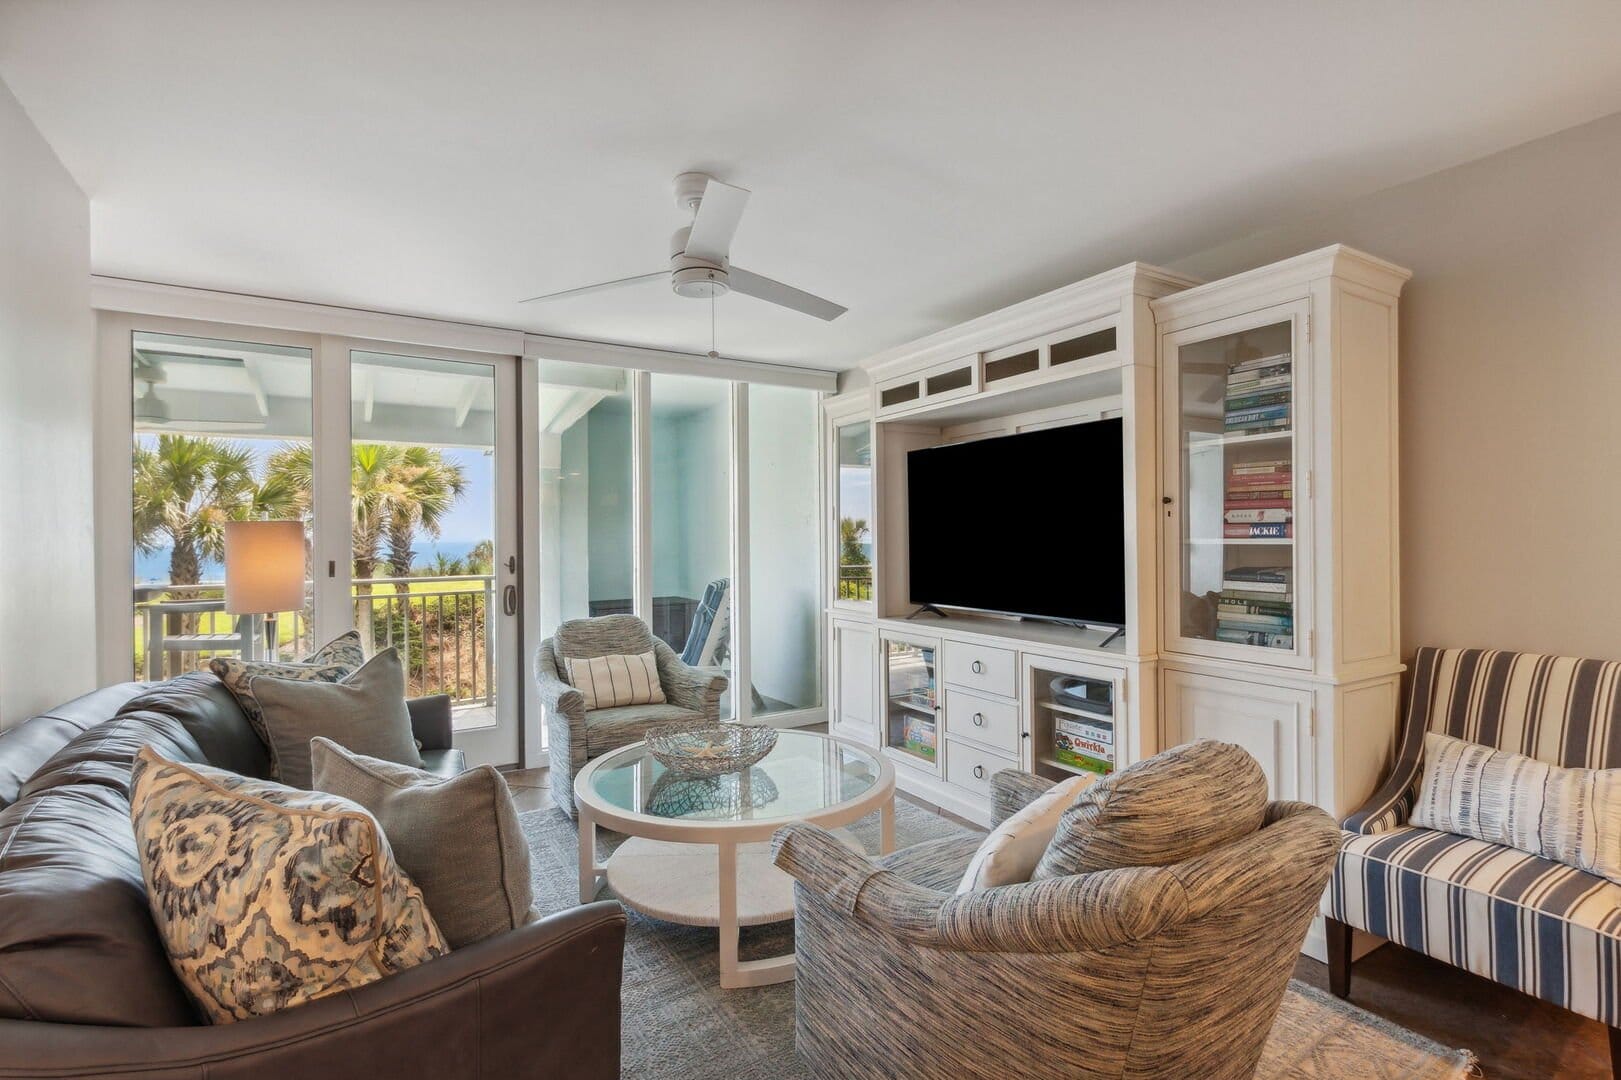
<box><xmin>1053</xmin><ymin>713</ymin><xmax>1114</xmax><ymax>776</ymax></box>
<box><xmin>1224</xmin><ymin>351</ymin><xmax>1291</xmax><ymax>434</ymax></box>
<box><xmin>1224</xmin><ymin>458</ymin><xmax>1292</xmax><ymax>538</ymax></box>
<box><xmin>1216</xmin><ymin>566</ymin><xmax>1293</xmax><ymax>649</ymax></box>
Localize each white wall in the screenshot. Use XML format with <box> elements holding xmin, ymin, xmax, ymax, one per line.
<box><xmin>0</xmin><ymin>77</ymin><xmax>96</xmax><ymax>726</ymax></box>
<box><xmin>1167</xmin><ymin>109</ymin><xmax>1621</xmax><ymax>659</ymax></box>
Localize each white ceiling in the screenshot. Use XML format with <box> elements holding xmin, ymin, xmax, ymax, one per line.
<box><xmin>5</xmin><ymin>1</ymin><xmax>1621</xmax><ymax>371</ymax></box>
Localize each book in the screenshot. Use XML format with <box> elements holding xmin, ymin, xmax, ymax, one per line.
<box><xmin>1229</xmin><ymin>352</ymin><xmax>1291</xmax><ymax>373</ymax></box>
<box><xmin>1224</xmin><ymin>508</ymin><xmax>1291</xmax><ymax>523</ymax></box>
<box><xmin>1225</xmin><ymin>417</ymin><xmax>1292</xmax><ymax>434</ymax></box>
<box><xmin>1226</xmin><ymin>471</ymin><xmax>1293</xmax><ymax>487</ymax></box>
<box><xmin>1226</xmin><ymin>403</ymin><xmax>1291</xmax><ymax>424</ymax></box>
<box><xmin>1221</xmin><ymin>579</ymin><xmax>1290</xmax><ymax>595</ymax></box>
<box><xmin>1225</xmin><ymin>564</ymin><xmax>1290</xmax><ymax>580</ymax></box>
<box><xmin>1225</xmin><ymin>390</ymin><xmax>1292</xmax><ymax>412</ymax></box>
<box><xmin>1222</xmin><ymin>588</ymin><xmax>1293</xmax><ymax>604</ymax></box>
<box><xmin>1223</xmin><ymin>522</ymin><xmax>1293</xmax><ymax>538</ymax></box>
<box><xmin>1215</xmin><ymin>627</ymin><xmax>1295</xmax><ymax>649</ymax></box>
<box><xmin>1218</xmin><ymin>599</ymin><xmax>1294</xmax><ymax>616</ymax></box>
<box><xmin>1226</xmin><ymin>373</ymin><xmax>1292</xmax><ymax>393</ymax></box>
<box><xmin>1218</xmin><ymin>612</ymin><xmax>1293</xmax><ymax>630</ymax></box>
<box><xmin>901</xmin><ymin>716</ymin><xmax>936</xmax><ymax>758</ymax></box>
<box><xmin>1224</xmin><ymin>494</ymin><xmax>1292</xmax><ymax>506</ymax></box>
<box><xmin>1056</xmin><ymin>715</ymin><xmax>1114</xmax><ymax>746</ymax></box>
<box><xmin>1231</xmin><ymin>458</ymin><xmax>1291</xmax><ymax>474</ymax></box>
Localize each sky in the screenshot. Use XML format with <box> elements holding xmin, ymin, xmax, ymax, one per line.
<box><xmin>133</xmin><ymin>435</ymin><xmax>493</xmax><ymax>583</ymax></box>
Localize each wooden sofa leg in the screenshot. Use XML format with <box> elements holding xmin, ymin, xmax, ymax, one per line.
<box><xmin>1609</xmin><ymin>1025</ymin><xmax>1621</xmax><ymax>1079</ymax></box>
<box><xmin>1325</xmin><ymin>917</ymin><xmax>1352</xmax><ymax>999</ymax></box>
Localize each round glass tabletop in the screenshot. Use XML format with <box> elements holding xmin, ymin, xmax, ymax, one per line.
<box><xmin>582</xmin><ymin>729</ymin><xmax>885</xmax><ymax>825</ymax></box>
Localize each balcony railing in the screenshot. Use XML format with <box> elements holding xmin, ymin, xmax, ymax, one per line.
<box><xmin>837</xmin><ymin>563</ymin><xmax>874</xmax><ymax>602</ymax></box>
<box><xmin>134</xmin><ymin>574</ymin><xmax>495</xmax><ymax>706</ymax></box>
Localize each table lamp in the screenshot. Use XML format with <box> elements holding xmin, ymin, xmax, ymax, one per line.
<box><xmin>223</xmin><ymin>520</ymin><xmax>306</xmax><ymax>615</ymax></box>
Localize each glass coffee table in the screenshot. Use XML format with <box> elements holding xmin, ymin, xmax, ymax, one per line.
<box><xmin>574</xmin><ymin>729</ymin><xmax>895</xmax><ymax>989</ymax></box>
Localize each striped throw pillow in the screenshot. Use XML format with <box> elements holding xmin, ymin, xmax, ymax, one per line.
<box><xmin>565</xmin><ymin>652</ymin><xmax>667</xmax><ymax>710</ymax></box>
<box><xmin>1412</xmin><ymin>731</ymin><xmax>1621</xmax><ymax>884</ymax></box>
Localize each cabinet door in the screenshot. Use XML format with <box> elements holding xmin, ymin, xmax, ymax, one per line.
<box><xmin>1161</xmin><ymin>669</ymin><xmax>1313</xmax><ymax>802</ymax></box>
<box><xmin>880</xmin><ymin>633</ymin><xmax>942</xmax><ymax>773</ymax></box>
<box><xmin>1161</xmin><ymin>299</ymin><xmax>1313</xmax><ymax>670</ymax></box>
<box><xmin>829</xmin><ymin>619</ymin><xmax>877</xmax><ymax>743</ymax></box>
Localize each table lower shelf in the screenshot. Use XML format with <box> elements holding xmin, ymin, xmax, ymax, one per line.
<box><xmin>602</xmin><ymin>831</ymin><xmax>864</xmax><ymax>927</ymax></box>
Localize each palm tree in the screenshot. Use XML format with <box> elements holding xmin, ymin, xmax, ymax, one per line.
<box><xmin>133</xmin><ymin>434</ymin><xmax>299</xmax><ymax>633</ymax></box>
<box><xmin>383</xmin><ymin>446</ymin><xmax>467</xmax><ymax>579</ymax></box>
<box><xmin>466</xmin><ymin>539</ymin><xmax>495</xmax><ymax>576</ymax></box>
<box><xmin>263</xmin><ymin>442</ymin><xmax>468</xmax><ymax>649</ymax></box>
<box><xmin>838</xmin><ymin>516</ymin><xmax>872</xmax><ymax>599</ymax></box>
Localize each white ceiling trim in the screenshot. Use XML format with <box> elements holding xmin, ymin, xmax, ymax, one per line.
<box><xmin>92</xmin><ymin>276</ymin><xmax>837</xmax><ymax>390</ymax></box>
<box><xmin>522</xmin><ymin>333</ymin><xmax>836</xmax><ymax>392</ymax></box>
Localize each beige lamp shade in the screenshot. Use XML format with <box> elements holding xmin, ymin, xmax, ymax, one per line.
<box><xmin>223</xmin><ymin>520</ymin><xmax>306</xmax><ymax>615</ymax></box>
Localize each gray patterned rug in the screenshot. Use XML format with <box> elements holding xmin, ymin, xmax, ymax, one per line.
<box><xmin>520</xmin><ymin>804</ymin><xmax>1474</xmax><ymax>1080</ymax></box>
<box><xmin>521</xmin><ymin>800</ymin><xmax>965</xmax><ymax>1080</ymax></box>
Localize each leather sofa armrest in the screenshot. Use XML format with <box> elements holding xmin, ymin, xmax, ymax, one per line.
<box><xmin>0</xmin><ymin>902</ymin><xmax>628</xmax><ymax>1080</ymax></box>
<box><xmin>406</xmin><ymin>694</ymin><xmax>454</xmax><ymax>751</ymax></box>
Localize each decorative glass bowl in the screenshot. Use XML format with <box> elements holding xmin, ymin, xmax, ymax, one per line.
<box><xmin>647</xmin><ymin>725</ymin><xmax>779</xmax><ymax>779</ymax></box>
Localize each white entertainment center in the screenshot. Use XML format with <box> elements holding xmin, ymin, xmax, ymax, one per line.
<box><xmin>823</xmin><ymin>246</ymin><xmax>1410</xmax><ymax>837</ymax></box>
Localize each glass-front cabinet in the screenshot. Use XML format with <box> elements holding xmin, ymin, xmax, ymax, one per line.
<box><xmin>881</xmin><ymin>634</ymin><xmax>940</xmax><ymax>772</ymax></box>
<box><xmin>1163</xmin><ymin>300</ymin><xmax>1311</xmax><ymax>669</ymax></box>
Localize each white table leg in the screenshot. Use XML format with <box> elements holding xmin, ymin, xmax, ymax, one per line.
<box><xmin>578</xmin><ymin>804</ymin><xmax>602</xmax><ymax>903</ymax></box>
<box><xmin>880</xmin><ymin>794</ymin><xmax>896</xmax><ymax>855</ymax></box>
<box><xmin>715</xmin><ymin>838</ymin><xmax>798</xmax><ymax>990</ymax></box>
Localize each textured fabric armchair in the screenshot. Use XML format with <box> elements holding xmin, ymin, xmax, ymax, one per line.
<box><xmin>535</xmin><ymin>614</ymin><xmax>727</xmax><ymax>818</ymax></box>
<box><xmin>773</xmin><ymin>769</ymin><xmax>1340</xmax><ymax>1080</ymax></box>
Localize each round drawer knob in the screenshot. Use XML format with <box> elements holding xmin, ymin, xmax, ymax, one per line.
<box><xmin>972</xmin><ymin>713</ymin><xmax>985</xmax><ymax>727</ymax></box>
<box><xmin>971</xmin><ymin>660</ymin><xmax>984</xmax><ymax>674</ymax></box>
<box><xmin>972</xmin><ymin>764</ymin><xmax>985</xmax><ymax>779</ymax></box>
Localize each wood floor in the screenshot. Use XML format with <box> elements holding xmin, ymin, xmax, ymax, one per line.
<box><xmin>503</xmin><ymin>764</ymin><xmax>1610</xmax><ymax>1078</ymax></box>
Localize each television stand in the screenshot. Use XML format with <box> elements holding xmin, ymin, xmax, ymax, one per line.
<box><xmin>905</xmin><ymin>603</ymin><xmax>950</xmax><ymax>620</ymax></box>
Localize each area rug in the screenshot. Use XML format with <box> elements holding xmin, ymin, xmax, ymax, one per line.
<box><xmin>521</xmin><ymin>802</ymin><xmax>1475</xmax><ymax>1079</ymax></box>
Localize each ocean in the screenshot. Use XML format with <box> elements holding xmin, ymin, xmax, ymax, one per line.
<box><xmin>135</xmin><ymin>539</ymin><xmax>490</xmax><ymax>585</ymax></box>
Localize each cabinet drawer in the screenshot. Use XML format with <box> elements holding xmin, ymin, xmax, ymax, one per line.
<box><xmin>942</xmin><ymin>641</ymin><xmax>1016</xmax><ymax>698</ymax></box>
<box><xmin>945</xmin><ymin>738</ymin><xmax>1017</xmax><ymax>803</ymax></box>
<box><xmin>944</xmin><ymin>688</ymin><xmax>1021</xmax><ymax>756</ymax></box>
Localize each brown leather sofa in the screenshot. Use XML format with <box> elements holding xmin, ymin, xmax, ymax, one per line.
<box><xmin>0</xmin><ymin>674</ymin><xmax>625</xmax><ymax>1079</ymax></box>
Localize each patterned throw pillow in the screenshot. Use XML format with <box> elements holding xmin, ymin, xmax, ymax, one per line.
<box><xmin>209</xmin><ymin>630</ymin><xmax>365</xmax><ymax>767</ymax></box>
<box><xmin>1032</xmin><ymin>739</ymin><xmax>1270</xmax><ymax>880</ymax></box>
<box><xmin>129</xmin><ymin>745</ymin><xmax>448</xmax><ymax>1023</ymax></box>
<box><xmin>957</xmin><ymin>773</ymin><xmax>1098</xmax><ymax>893</ymax></box>
<box><xmin>1412</xmin><ymin>731</ymin><xmax>1621</xmax><ymax>884</ymax></box>
<box><xmin>565</xmin><ymin>651</ymin><xmax>667</xmax><ymax>710</ymax></box>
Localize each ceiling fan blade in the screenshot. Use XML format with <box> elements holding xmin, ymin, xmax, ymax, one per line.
<box><xmin>519</xmin><ymin>271</ymin><xmax>665</xmax><ymax>305</ymax></box>
<box><xmin>683</xmin><ymin>179</ymin><xmax>750</xmax><ymax>263</ymax></box>
<box><xmin>728</xmin><ymin>266</ymin><xmax>847</xmax><ymax>321</ymax></box>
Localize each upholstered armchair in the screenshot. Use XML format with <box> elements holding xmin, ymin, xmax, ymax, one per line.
<box><xmin>773</xmin><ymin>769</ymin><xmax>1341</xmax><ymax>1080</ymax></box>
<box><xmin>535</xmin><ymin>614</ymin><xmax>727</xmax><ymax>818</ymax></box>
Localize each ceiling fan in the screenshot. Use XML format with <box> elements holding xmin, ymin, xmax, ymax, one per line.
<box><xmin>520</xmin><ymin>172</ymin><xmax>847</xmax><ymax>323</ymax></box>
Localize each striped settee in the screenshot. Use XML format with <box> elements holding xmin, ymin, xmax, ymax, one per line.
<box><xmin>1325</xmin><ymin>646</ymin><xmax>1621</xmax><ymax>1067</ymax></box>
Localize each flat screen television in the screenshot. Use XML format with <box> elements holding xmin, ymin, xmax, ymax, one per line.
<box><xmin>906</xmin><ymin>419</ymin><xmax>1125</xmax><ymax>626</ymax></box>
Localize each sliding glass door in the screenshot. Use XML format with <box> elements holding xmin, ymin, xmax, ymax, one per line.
<box><xmin>341</xmin><ymin>346</ymin><xmax>521</xmax><ymax>765</ymax></box>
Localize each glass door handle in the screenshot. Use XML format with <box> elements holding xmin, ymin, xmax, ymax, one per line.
<box><xmin>502</xmin><ymin>584</ymin><xmax>517</xmax><ymax>616</ymax></box>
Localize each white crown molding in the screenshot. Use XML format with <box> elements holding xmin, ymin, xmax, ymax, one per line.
<box><xmin>860</xmin><ymin>262</ymin><xmax>1201</xmax><ymax>378</ymax></box>
<box><xmin>91</xmin><ymin>275</ymin><xmax>840</xmax><ymax>390</ymax></box>
<box><xmin>1149</xmin><ymin>244</ymin><xmax>1412</xmax><ymax>321</ymax></box>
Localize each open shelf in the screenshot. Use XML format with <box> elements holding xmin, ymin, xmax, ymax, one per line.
<box><xmin>1037</xmin><ymin>698</ymin><xmax>1113</xmax><ymax>720</ymax></box>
